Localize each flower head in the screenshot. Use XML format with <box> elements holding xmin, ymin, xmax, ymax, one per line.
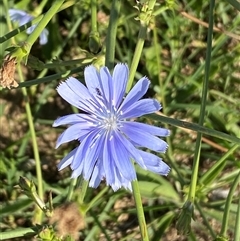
<box><xmin>53</xmin><ymin>64</ymin><xmax>170</xmax><ymax>191</ymax></box>
<box><xmin>9</xmin><ymin>9</ymin><xmax>49</xmax><ymax>45</ymax></box>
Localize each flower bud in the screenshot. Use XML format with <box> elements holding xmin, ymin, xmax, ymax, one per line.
<box><xmin>89</xmin><ymin>31</ymin><xmax>101</xmax><ymax>54</ymax></box>
<box><xmin>176</xmin><ymin>201</ymin><xmax>194</xmax><ymax>235</ymax></box>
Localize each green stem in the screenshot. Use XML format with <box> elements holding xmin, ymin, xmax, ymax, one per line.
<box><xmin>0</xmin><ymin>227</ymin><xmax>38</xmax><ymax>240</ymax></box>
<box><xmin>66</xmin><ymin>178</ymin><xmax>77</xmax><ymax>202</ymax></box>
<box><xmin>89</xmin><ymin>0</ymin><xmax>101</xmax><ymax>53</ymax></box>
<box><xmin>199</xmin><ymin>144</ymin><xmax>239</xmax><ymax>185</ymax></box>
<box><xmin>234</xmin><ymin>189</ymin><xmax>240</xmax><ymax>241</ymax></box>
<box><xmin>44</xmin><ymin>58</ymin><xmax>96</xmax><ymax>68</ymax></box>
<box><xmin>153</xmin><ymin>23</ymin><xmax>165</xmax><ymax>109</ymax></box>
<box><xmin>91</xmin><ymin>0</ymin><xmax>97</xmax><ymax>32</ymax></box>
<box><xmin>18</xmin><ymin>66</ymin><xmax>85</xmax><ymax>88</ymax></box>
<box><xmin>220</xmin><ymin>172</ymin><xmax>240</xmax><ymax>237</ymax></box>
<box><xmin>195</xmin><ymin>202</ymin><xmax>215</xmax><ymax>238</ymax></box>
<box><xmin>17</xmin><ymin>65</ymin><xmax>43</xmax><ymax>224</ymax></box>
<box><xmin>147</xmin><ymin>114</ymin><xmax>240</xmax><ymax>145</ymax></box>
<box><xmin>105</xmin><ymin>0</ymin><xmax>121</xmax><ymax>70</ymax></box>
<box><xmin>132</xmin><ymin>180</ymin><xmax>149</xmax><ymax>241</ymax></box>
<box><xmin>1</xmin><ymin>0</ymin><xmax>8</xmax><ymax>59</ymax></box>
<box><xmin>25</xmin><ymin>0</ymin><xmax>65</xmax><ymax>51</ymax></box>
<box><xmin>188</xmin><ymin>0</ymin><xmax>215</xmax><ymax>202</ymax></box>
<box><xmin>27</xmin><ymin>56</ymin><xmax>96</xmax><ymax>70</ymax></box>
<box><xmin>225</xmin><ymin>0</ymin><xmax>240</xmax><ymax>11</ymax></box>
<box><xmin>0</xmin><ymin>16</ymin><xmax>41</xmax><ymax>44</ymax></box>
<box><xmin>85</xmin><ymin>197</ymin><xmax>117</xmax><ymax>241</ymax></box>
<box><xmin>34</xmin><ymin>0</ymin><xmax>48</xmax><ymax>16</ymax></box>
<box><xmin>0</xmin><ymin>1</ymin><xmax>75</xmax><ymax>44</ymax></box>
<box><xmin>126</xmin><ymin>0</ymin><xmax>156</xmax><ymax>92</ymax></box>
<box><xmin>78</xmin><ymin>177</ymin><xmax>89</xmax><ymax>205</ymax></box>
<box><xmin>85</xmin><ymin>186</ymin><xmax>108</xmax><ymax>213</ymax></box>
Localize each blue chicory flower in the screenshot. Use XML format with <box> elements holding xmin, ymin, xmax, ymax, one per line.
<box><xmin>9</xmin><ymin>9</ymin><xmax>49</xmax><ymax>45</ymax></box>
<box><xmin>53</xmin><ymin>64</ymin><xmax>170</xmax><ymax>191</ymax></box>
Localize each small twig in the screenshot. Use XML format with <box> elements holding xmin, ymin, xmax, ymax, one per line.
<box><xmin>156</xmin><ymin>112</ymin><xmax>228</xmax><ymax>152</ymax></box>
<box><xmin>180</xmin><ymin>11</ymin><xmax>240</xmax><ymax>41</ymax></box>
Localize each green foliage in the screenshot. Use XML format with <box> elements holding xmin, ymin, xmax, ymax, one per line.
<box><xmin>0</xmin><ymin>0</ymin><xmax>239</xmax><ymax>240</ymax></box>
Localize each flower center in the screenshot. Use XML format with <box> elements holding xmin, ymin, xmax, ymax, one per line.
<box><xmin>104</xmin><ymin>113</ymin><xmax>118</xmax><ymax>131</ymax></box>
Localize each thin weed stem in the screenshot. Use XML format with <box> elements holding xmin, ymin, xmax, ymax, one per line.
<box><xmin>188</xmin><ymin>0</ymin><xmax>215</xmax><ymax>202</ymax></box>
<box><xmin>17</xmin><ymin>65</ymin><xmax>43</xmax><ymax>224</ymax></box>
<box><xmin>105</xmin><ymin>0</ymin><xmax>121</xmax><ymax>70</ymax></box>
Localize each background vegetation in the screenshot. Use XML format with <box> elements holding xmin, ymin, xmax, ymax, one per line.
<box><xmin>0</xmin><ymin>0</ymin><xmax>239</xmax><ymax>240</ymax></box>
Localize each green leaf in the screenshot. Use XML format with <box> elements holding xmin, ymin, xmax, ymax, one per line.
<box><xmin>225</xmin><ymin>0</ymin><xmax>240</xmax><ymax>10</ymax></box>
<box><xmin>138</xmin><ymin>180</ymin><xmax>179</xmax><ymax>201</ymax></box>
<box><xmin>0</xmin><ymin>198</ymin><xmax>33</xmax><ymax>217</ymax></box>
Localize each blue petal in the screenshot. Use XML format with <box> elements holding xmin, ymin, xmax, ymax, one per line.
<box><xmin>9</xmin><ymin>9</ymin><xmax>29</xmax><ymax>21</ymax></box>
<box><xmin>120</xmin><ymin>99</ymin><xmax>161</xmax><ymax>119</ymax></box>
<box><xmin>89</xmin><ymin>163</ymin><xmax>102</xmax><ymax>188</ymax></box>
<box><xmin>73</xmin><ymin>142</ymin><xmax>133</xmax><ymax>191</ymax></box>
<box><xmin>83</xmin><ymin>131</ymin><xmax>105</xmax><ymax>180</ymax></box>
<box><xmin>102</xmin><ymin>135</ymin><xmax>115</xmax><ymax>186</ymax></box>
<box><xmin>71</xmin><ymin>159</ymin><xmax>84</xmax><ymax>178</ymax></box>
<box><xmin>111</xmin><ymin>170</ymin><xmax>132</xmax><ymax>191</ymax></box>
<box><xmin>70</xmin><ymin>133</ymin><xmax>99</xmax><ymax>178</ymax></box>
<box><xmin>109</xmin><ymin>133</ymin><xmax>137</xmax><ymax>181</ymax></box>
<box><xmin>57</xmin><ymin>77</ymin><xmax>94</xmax><ymax>111</ymax></box>
<box><xmin>112</xmin><ymin>64</ymin><xmax>128</xmax><ymax>108</ymax></box>
<box><xmin>121</xmin><ymin>181</ymin><xmax>132</xmax><ymax>191</ymax></box>
<box><xmin>99</xmin><ymin>67</ymin><xmax>113</xmax><ymax>107</ymax></box>
<box><xmin>39</xmin><ymin>28</ymin><xmax>49</xmax><ymax>45</ymax></box>
<box><xmin>120</xmin><ymin>123</ymin><xmax>168</xmax><ymax>152</ymax></box>
<box><xmin>84</xmin><ymin>65</ymin><xmax>102</xmax><ymax>96</ymax></box>
<box><xmin>100</xmin><ymin>132</ymin><xmax>136</xmax><ymax>191</ymax></box>
<box><xmin>68</xmin><ymin>128</ymin><xmax>102</xmax><ymax>177</ymax></box>
<box><xmin>53</xmin><ymin>113</ymin><xmax>96</xmax><ymax>127</ymax></box>
<box><xmin>138</xmin><ymin>150</ymin><xmax>170</xmax><ymax>175</ymax></box>
<box><xmin>65</xmin><ymin>76</ymin><xmax>92</xmax><ymax>100</ymax></box>
<box><xmin>70</xmin><ymin>139</ymin><xmax>89</xmax><ymax>170</ymax></box>
<box><xmin>84</xmin><ymin>66</ymin><xmax>110</xmax><ymax>112</ymax></box>
<box><xmin>102</xmin><ymin>135</ymin><xmax>134</xmax><ymax>190</ymax></box>
<box><xmin>103</xmin><ymin>155</ymin><xmax>131</xmax><ymax>191</ymax></box>
<box><xmin>55</xmin><ymin>123</ymin><xmax>93</xmax><ymax>148</ymax></box>
<box><xmin>57</xmin><ymin>77</ymin><xmax>85</xmax><ymax>108</ymax></box>
<box><xmin>18</xmin><ymin>15</ymin><xmax>32</xmax><ymax>27</ymax></box>
<box><xmin>57</xmin><ymin>147</ymin><xmax>78</xmax><ymax>171</ymax></box>
<box><xmin>114</xmin><ymin>130</ymin><xmax>146</xmax><ymax>168</ymax></box>
<box><xmin>53</xmin><ymin>114</ymin><xmax>82</xmax><ymax>127</ymax></box>
<box><xmin>26</xmin><ymin>25</ymin><xmax>36</xmax><ymax>34</ymax></box>
<box><xmin>70</xmin><ymin>127</ymin><xmax>103</xmax><ymax>172</ymax></box>
<box><xmin>121</xmin><ymin>121</ymin><xmax>170</xmax><ymax>137</ymax></box>
<box><xmin>119</xmin><ymin>77</ymin><xmax>150</xmax><ymax>112</ymax></box>
<box><xmin>111</xmin><ymin>170</ymin><xmax>129</xmax><ymax>191</ymax></box>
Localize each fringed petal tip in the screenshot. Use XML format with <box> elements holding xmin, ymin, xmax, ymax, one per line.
<box><xmin>158</xmin><ymin>128</ymin><xmax>170</xmax><ymax>137</ymax></box>
<box><xmin>57</xmin><ymin>76</ymin><xmax>77</xmax><ymax>88</ymax></box>
<box><xmin>159</xmin><ymin>161</ymin><xmax>171</xmax><ymax>176</ymax></box>
<box><xmin>56</xmin><ymin>81</ymin><xmax>65</xmax><ymax>90</ymax></box>
<box><xmin>109</xmin><ymin>180</ymin><xmax>133</xmax><ymax>192</ymax></box>
<box><xmin>163</xmin><ymin>166</ymin><xmax>171</xmax><ymax>176</ymax></box>
<box><xmin>162</xmin><ymin>144</ymin><xmax>169</xmax><ymax>153</ymax></box>
<box><xmin>166</xmin><ymin>129</ymin><xmax>171</xmax><ymax>136</ymax></box>
<box><xmin>144</xmin><ymin>76</ymin><xmax>150</xmax><ymax>84</ymax></box>
<box><xmin>152</xmin><ymin>99</ymin><xmax>161</xmax><ymax>111</ymax></box>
